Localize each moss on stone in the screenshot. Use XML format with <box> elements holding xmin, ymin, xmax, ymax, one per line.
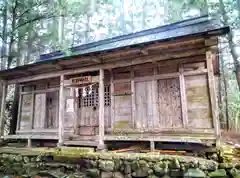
<box><xmin>230</xmin><ymin>168</ymin><xmax>240</xmax><ymax>178</ymax></box>
<box><xmin>208</xmin><ymin>169</ymin><xmax>227</xmax><ymax>178</ymax></box>
<box><xmin>184</xmin><ymin>168</ymin><xmax>206</xmax><ymax>178</ymax></box>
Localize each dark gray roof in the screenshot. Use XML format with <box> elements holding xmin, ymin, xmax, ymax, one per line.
<box><xmin>39</xmin><ymin>15</ymin><xmax>229</xmax><ymax>62</ymax></box>
<box><xmin>0</xmin><ymin>15</ymin><xmax>229</xmax><ymax>77</ymax></box>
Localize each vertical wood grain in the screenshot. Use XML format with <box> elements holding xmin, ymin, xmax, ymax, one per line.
<box><xmin>30</xmin><ymin>87</ymin><xmax>35</xmax><ymax>129</ymax></box>
<box><xmin>17</xmin><ymin>86</ymin><xmax>23</xmax><ymax>131</ymax></box>
<box><xmin>110</xmin><ymin>70</ymin><xmax>115</xmax><ymax>129</ymax></box>
<box><xmin>98</xmin><ymin>69</ymin><xmax>105</xmax><ymax>147</ymax></box>
<box><xmin>73</xmin><ymin>88</ymin><xmax>78</xmax><ymax>133</ymax></box>
<box><xmin>179</xmin><ymin>64</ymin><xmax>188</xmax><ymax>128</ymax></box>
<box><xmin>58</xmin><ymin>75</ymin><xmax>65</xmax><ymax>145</ymax></box>
<box><xmin>33</xmin><ymin>93</ymin><xmax>46</xmax><ymax>129</ymax></box>
<box><xmin>131</xmin><ymin>69</ymin><xmax>136</xmax><ymax>128</ymax></box>
<box><xmin>152</xmin><ymin>66</ymin><xmax>159</xmax><ymax>128</ymax></box>
<box><xmin>158</xmin><ymin>78</ymin><xmax>182</xmax><ymax>128</ymax></box>
<box><xmin>206</xmin><ymin>50</ymin><xmax>220</xmax><ymax>144</ymax></box>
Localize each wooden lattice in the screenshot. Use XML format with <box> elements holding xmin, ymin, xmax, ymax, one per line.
<box><xmin>79</xmin><ymin>85</ymin><xmax>110</xmax><ymax>107</ymax></box>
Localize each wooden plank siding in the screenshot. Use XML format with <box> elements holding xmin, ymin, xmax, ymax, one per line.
<box><xmin>18</xmin><ymin>78</ymin><xmax>60</xmax><ymax>132</ymax></box>
<box><xmin>13</xmin><ymin>35</ymin><xmax>221</xmax><ymax>146</ymax></box>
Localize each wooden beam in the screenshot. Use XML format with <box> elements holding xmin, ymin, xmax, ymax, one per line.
<box><xmin>20</xmin><ymin>87</ymin><xmax>59</xmax><ymax>95</ymax></box>
<box><xmin>179</xmin><ymin>64</ymin><xmax>188</xmax><ymax>128</ymax></box>
<box><xmin>98</xmin><ymin>69</ymin><xmax>105</xmax><ymax>149</ymax></box>
<box><xmin>112</xmin><ymin>69</ymin><xmax>208</xmax><ymax>84</ymax></box>
<box><xmin>140</xmin><ymin>49</ymin><xmax>148</xmax><ymax>55</ymax></box>
<box><xmin>58</xmin><ymin>75</ymin><xmax>65</xmax><ymax>146</ymax></box>
<box><xmin>91</xmin><ymin>57</ymin><xmax>101</xmax><ymax>63</ymax></box>
<box><xmin>16</xmin><ymin>128</ymin><xmax>58</xmax><ymax>133</ymax></box>
<box><xmin>8</xmin><ymin>49</ymin><xmax>206</xmax><ymax>85</ymax></box>
<box><xmin>206</xmin><ymin>50</ymin><xmax>220</xmax><ymax>146</ymax></box>
<box><xmin>3</xmin><ymin>134</ymin><xmax>58</xmax><ymax>140</ymax></box>
<box><xmin>145</xmin><ymin>37</ymin><xmax>204</xmax><ymax>51</ymax></box>
<box><xmin>0</xmin><ymin>81</ymin><xmax>7</xmax><ymax>136</ymax></box>
<box><xmin>18</xmin><ymin>70</ymin><xmax>33</xmax><ymax>75</ymax></box>
<box><xmin>104</xmin><ymin>134</ymin><xmax>216</xmax><ymax>143</ymax></box>
<box><xmin>131</xmin><ymin>69</ymin><xmax>136</xmax><ymax>128</ymax></box>
<box><xmin>107</xmin><ymin>127</ymin><xmax>215</xmax><ymax>134</ymax></box>
<box><xmin>54</xmin><ymin>64</ymin><xmax>64</xmax><ymax>70</ymax></box>
<box><xmin>101</xmin><ymin>37</ymin><xmax>204</xmax><ymax>60</ymax></box>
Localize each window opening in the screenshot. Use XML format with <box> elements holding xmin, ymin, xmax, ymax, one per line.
<box><xmin>79</xmin><ymin>85</ymin><xmax>110</xmax><ymax>107</ymax></box>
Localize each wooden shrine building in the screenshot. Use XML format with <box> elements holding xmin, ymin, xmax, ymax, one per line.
<box><xmin>0</xmin><ymin>16</ymin><xmax>229</xmax><ymax>149</ymax></box>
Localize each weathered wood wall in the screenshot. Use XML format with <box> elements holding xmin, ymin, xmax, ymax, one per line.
<box><xmin>18</xmin><ymin>36</ymin><xmax>219</xmax><ymax>138</ymax></box>
<box><xmin>19</xmin><ymin>94</ymin><xmax>32</xmax><ymax>130</ymax></box>
<box><xmin>19</xmin><ymin>78</ymin><xmax>59</xmax><ymax>131</ymax></box>
<box><xmin>110</xmin><ymin>45</ymin><xmax>215</xmax><ymax>132</ymax></box>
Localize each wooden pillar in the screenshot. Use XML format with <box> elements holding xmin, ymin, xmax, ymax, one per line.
<box><xmin>73</xmin><ymin>88</ymin><xmax>78</xmax><ymax>134</ymax></box>
<box><xmin>30</xmin><ymin>86</ymin><xmax>35</xmax><ymax>129</ymax></box>
<box><xmin>98</xmin><ymin>69</ymin><xmax>105</xmax><ymax>149</ymax></box>
<box><xmin>0</xmin><ymin>81</ymin><xmax>7</xmax><ymax>136</ymax></box>
<box><xmin>17</xmin><ymin>86</ymin><xmax>23</xmax><ymax>131</ymax></box>
<box><xmin>152</xmin><ymin>66</ymin><xmax>159</xmax><ymax>128</ymax></box>
<box><xmin>206</xmin><ymin>50</ymin><xmax>220</xmax><ymax>146</ymax></box>
<box><xmin>131</xmin><ymin>69</ymin><xmax>136</xmax><ymax>128</ymax></box>
<box><xmin>179</xmin><ymin>64</ymin><xmax>188</xmax><ymax>128</ymax></box>
<box><xmin>110</xmin><ymin>70</ymin><xmax>115</xmax><ymax>130</ymax></box>
<box><xmin>27</xmin><ymin>136</ymin><xmax>32</xmax><ymax>148</ymax></box>
<box><xmin>58</xmin><ymin>75</ymin><xmax>65</xmax><ymax>146</ymax></box>
<box><xmin>150</xmin><ymin>140</ymin><xmax>155</xmax><ymax>152</ymax></box>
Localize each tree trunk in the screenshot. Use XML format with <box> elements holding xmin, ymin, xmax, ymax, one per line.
<box><xmin>25</xmin><ymin>26</ymin><xmax>33</xmax><ymax>64</ymax></box>
<box><xmin>120</xmin><ymin>0</ymin><xmax>127</xmax><ymax>34</ymax></box>
<box><xmin>220</xmin><ymin>49</ymin><xmax>229</xmax><ymax>130</ymax></box>
<box><xmin>201</xmin><ymin>0</ymin><xmax>209</xmax><ymax>15</ymax></box>
<box><xmin>141</xmin><ymin>0</ymin><xmax>147</xmax><ymax>29</ymax></box>
<box><xmin>84</xmin><ymin>14</ymin><xmax>90</xmax><ymax>43</ymax></box>
<box><xmin>58</xmin><ymin>0</ymin><xmax>65</xmax><ymax>48</ymax></box>
<box><xmin>219</xmin><ymin>0</ymin><xmax>240</xmax><ymax>91</ymax></box>
<box><xmin>58</xmin><ymin>15</ymin><xmax>65</xmax><ymax>48</ymax></box>
<box><xmin>7</xmin><ymin>0</ymin><xmax>18</xmax><ymax>68</ymax></box>
<box><xmin>1</xmin><ymin>0</ymin><xmax>7</xmax><ymax>70</ymax></box>
<box><xmin>130</xmin><ymin>0</ymin><xmax>135</xmax><ymax>32</ymax></box>
<box><xmin>0</xmin><ymin>0</ymin><xmax>8</xmax><ymax>131</ymax></box>
<box><xmin>84</xmin><ymin>0</ymin><xmax>95</xmax><ymax>43</ymax></box>
<box><xmin>9</xmin><ymin>0</ymin><xmax>19</xmax><ymax>134</ymax></box>
<box><xmin>72</xmin><ymin>17</ymin><xmax>77</xmax><ymax>46</ymax></box>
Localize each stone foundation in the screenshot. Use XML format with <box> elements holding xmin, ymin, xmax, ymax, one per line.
<box><xmin>0</xmin><ymin>147</ymin><xmax>239</xmax><ymax>178</ymax></box>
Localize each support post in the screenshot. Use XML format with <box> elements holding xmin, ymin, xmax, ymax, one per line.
<box><xmin>152</xmin><ymin>66</ymin><xmax>159</xmax><ymax>128</ymax></box>
<box><xmin>131</xmin><ymin>69</ymin><xmax>136</xmax><ymax>128</ymax></box>
<box><xmin>206</xmin><ymin>50</ymin><xmax>220</xmax><ymax>146</ymax></box>
<box><xmin>17</xmin><ymin>86</ymin><xmax>23</xmax><ymax>131</ymax></box>
<box><xmin>58</xmin><ymin>75</ymin><xmax>65</xmax><ymax>146</ymax></box>
<box><xmin>30</xmin><ymin>86</ymin><xmax>35</xmax><ymax>129</ymax></box>
<box><xmin>27</xmin><ymin>136</ymin><xmax>32</xmax><ymax>148</ymax></box>
<box><xmin>150</xmin><ymin>140</ymin><xmax>155</xmax><ymax>152</ymax></box>
<box><xmin>73</xmin><ymin>88</ymin><xmax>78</xmax><ymax>134</ymax></box>
<box><xmin>110</xmin><ymin>70</ymin><xmax>115</xmax><ymax>130</ymax></box>
<box><xmin>0</xmin><ymin>81</ymin><xmax>7</xmax><ymax>136</ymax></box>
<box><xmin>179</xmin><ymin>64</ymin><xmax>188</xmax><ymax>128</ymax></box>
<box><xmin>98</xmin><ymin>69</ymin><xmax>105</xmax><ymax>150</ymax></box>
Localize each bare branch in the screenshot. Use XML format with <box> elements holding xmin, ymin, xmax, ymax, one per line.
<box><xmin>13</xmin><ymin>14</ymin><xmax>57</xmax><ymax>32</ymax></box>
